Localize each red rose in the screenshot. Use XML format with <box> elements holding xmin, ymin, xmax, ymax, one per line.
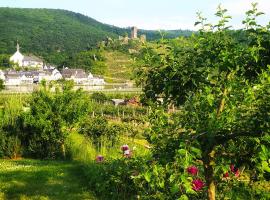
<box><xmin>187</xmin><ymin>166</ymin><xmax>199</xmax><ymax>175</ymax></box>
<box><xmin>192</xmin><ymin>179</ymin><xmax>204</xmax><ymax>191</ymax></box>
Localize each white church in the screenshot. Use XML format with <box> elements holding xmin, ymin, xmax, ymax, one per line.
<box><xmin>10</xmin><ymin>43</ymin><xmax>43</xmax><ymax>69</ymax></box>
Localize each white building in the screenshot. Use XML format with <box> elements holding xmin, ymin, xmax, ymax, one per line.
<box><xmin>10</xmin><ymin>43</ymin><xmax>43</xmax><ymax>69</ymax></box>
<box><xmin>38</xmin><ymin>69</ymin><xmax>62</xmax><ymax>82</ymax></box>
<box><xmin>5</xmin><ymin>73</ymin><xmax>22</xmax><ymax>85</ymax></box>
<box><xmin>89</xmin><ymin>76</ymin><xmax>106</xmax><ymax>85</ymax></box>
<box><xmin>62</xmin><ymin>69</ymin><xmax>88</xmax><ymax>84</ymax></box>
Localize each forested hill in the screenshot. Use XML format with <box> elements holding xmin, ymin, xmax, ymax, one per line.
<box><xmin>0</xmin><ymin>7</ymin><xmax>193</xmax><ymax>56</ymax></box>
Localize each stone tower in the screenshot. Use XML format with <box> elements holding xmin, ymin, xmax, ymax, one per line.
<box><xmin>131</xmin><ymin>26</ymin><xmax>138</xmax><ymax>39</ymax></box>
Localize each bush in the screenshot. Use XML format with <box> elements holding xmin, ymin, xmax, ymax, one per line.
<box><xmin>90</xmin><ymin>92</ymin><xmax>108</xmax><ymax>103</ymax></box>
<box><xmin>82</xmin><ymin>158</ymin><xmax>144</xmax><ymax>199</ymax></box>
<box><xmin>0</xmin><ymin>129</ymin><xmax>21</xmax><ymax>158</ymax></box>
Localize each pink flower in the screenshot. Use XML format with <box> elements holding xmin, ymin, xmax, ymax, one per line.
<box><xmin>223</xmin><ymin>172</ymin><xmax>229</xmax><ymax>178</ymax></box>
<box><xmin>124</xmin><ymin>149</ymin><xmax>132</xmax><ymax>158</ymax></box>
<box><xmin>96</xmin><ymin>155</ymin><xmax>104</xmax><ymax>163</ymax></box>
<box><xmin>230</xmin><ymin>164</ymin><xmax>240</xmax><ymax>177</ymax></box>
<box><xmin>121</xmin><ymin>144</ymin><xmax>129</xmax><ymax>151</ymax></box>
<box><xmin>187</xmin><ymin>166</ymin><xmax>199</xmax><ymax>175</ymax></box>
<box><xmin>234</xmin><ymin>169</ymin><xmax>240</xmax><ymax>177</ymax></box>
<box><xmin>192</xmin><ymin>179</ymin><xmax>204</xmax><ymax>191</ymax></box>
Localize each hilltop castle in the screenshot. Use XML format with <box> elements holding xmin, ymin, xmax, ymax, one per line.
<box><xmin>118</xmin><ymin>26</ymin><xmax>146</xmax><ymax>43</ymax></box>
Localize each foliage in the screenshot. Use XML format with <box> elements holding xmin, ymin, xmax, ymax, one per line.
<box><xmin>67</xmin><ymin>50</ymin><xmax>107</xmax><ymax>74</ymax></box>
<box><xmin>90</xmin><ymin>92</ymin><xmax>108</xmax><ymax>103</ymax></box>
<box><xmin>0</xmin><ymin>54</ymin><xmax>12</xmax><ymax>68</ymax></box>
<box><xmin>20</xmin><ymin>81</ymin><xmax>90</xmax><ymax>159</ymax></box>
<box><xmin>82</xmin><ymin>158</ymin><xmax>145</xmax><ymax>199</ymax></box>
<box><xmin>0</xmin><ymin>95</ymin><xmax>24</xmax><ymax>158</ymax></box>
<box><xmin>135</xmin><ymin>3</ymin><xmax>270</xmax><ymax>200</ymax></box>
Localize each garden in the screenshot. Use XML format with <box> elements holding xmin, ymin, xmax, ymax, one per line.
<box><xmin>0</xmin><ymin>3</ymin><xmax>270</xmax><ymax>200</ymax></box>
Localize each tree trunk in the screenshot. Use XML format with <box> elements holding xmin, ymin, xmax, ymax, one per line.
<box><xmin>203</xmin><ymin>149</ymin><xmax>216</xmax><ymax>200</ymax></box>
<box><xmin>61</xmin><ymin>143</ymin><xmax>66</xmax><ymax>159</ymax></box>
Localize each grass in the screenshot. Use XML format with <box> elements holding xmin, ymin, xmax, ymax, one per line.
<box><xmin>67</xmin><ymin>132</ymin><xmax>150</xmax><ymax>162</ymax></box>
<box><xmin>0</xmin><ymin>159</ymin><xmax>97</xmax><ymax>200</ymax></box>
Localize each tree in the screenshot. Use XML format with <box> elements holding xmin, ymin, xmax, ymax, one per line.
<box><xmin>136</xmin><ymin>4</ymin><xmax>270</xmax><ymax>200</ymax></box>
<box><xmin>0</xmin><ymin>79</ymin><xmax>4</xmax><ymax>91</ymax></box>
<box><xmin>21</xmin><ymin>81</ymin><xmax>90</xmax><ymax>159</ymax></box>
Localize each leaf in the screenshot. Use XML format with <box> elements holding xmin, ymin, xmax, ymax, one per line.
<box><xmin>144</xmin><ymin>171</ymin><xmax>151</xmax><ymax>182</ymax></box>
<box><xmin>171</xmin><ymin>184</ymin><xmax>180</xmax><ymax>194</ymax></box>
<box><xmin>178</xmin><ymin>194</ymin><xmax>189</xmax><ymax>200</ymax></box>
<box><xmin>262</xmin><ymin>161</ymin><xmax>270</xmax><ymax>172</ymax></box>
<box><xmin>256</xmin><ymin>12</ymin><xmax>265</xmax><ymax>16</ymax></box>
<box><xmin>190</xmin><ymin>147</ymin><xmax>201</xmax><ymax>156</ymax></box>
<box><xmin>178</xmin><ymin>149</ymin><xmax>186</xmax><ymax>156</ymax></box>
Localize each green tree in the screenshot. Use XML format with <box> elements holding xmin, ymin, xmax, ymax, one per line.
<box><xmin>136</xmin><ymin>4</ymin><xmax>270</xmax><ymax>200</ymax></box>
<box><xmin>21</xmin><ymin>81</ymin><xmax>90</xmax><ymax>159</ymax></box>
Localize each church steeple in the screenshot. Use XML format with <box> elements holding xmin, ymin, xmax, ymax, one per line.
<box><xmin>16</xmin><ymin>41</ymin><xmax>20</xmax><ymax>52</ymax></box>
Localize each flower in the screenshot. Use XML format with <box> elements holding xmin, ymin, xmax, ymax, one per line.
<box><xmin>192</xmin><ymin>179</ymin><xmax>204</xmax><ymax>191</ymax></box>
<box><xmin>234</xmin><ymin>169</ymin><xmax>240</xmax><ymax>177</ymax></box>
<box><xmin>96</xmin><ymin>155</ymin><xmax>104</xmax><ymax>163</ymax></box>
<box><xmin>230</xmin><ymin>164</ymin><xmax>240</xmax><ymax>177</ymax></box>
<box><xmin>121</xmin><ymin>144</ymin><xmax>129</xmax><ymax>151</ymax></box>
<box><xmin>187</xmin><ymin>166</ymin><xmax>198</xmax><ymax>175</ymax></box>
<box><xmin>223</xmin><ymin>172</ymin><xmax>229</xmax><ymax>178</ymax></box>
<box><xmin>124</xmin><ymin>149</ymin><xmax>132</xmax><ymax>158</ymax></box>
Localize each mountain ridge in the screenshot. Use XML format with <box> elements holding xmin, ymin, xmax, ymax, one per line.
<box><xmin>0</xmin><ymin>7</ymin><xmax>193</xmax><ymax>62</ymax></box>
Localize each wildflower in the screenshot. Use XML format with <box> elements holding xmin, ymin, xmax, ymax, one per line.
<box><xmin>192</xmin><ymin>179</ymin><xmax>204</xmax><ymax>191</ymax></box>
<box><xmin>234</xmin><ymin>169</ymin><xmax>240</xmax><ymax>177</ymax></box>
<box><xmin>187</xmin><ymin>166</ymin><xmax>199</xmax><ymax>175</ymax></box>
<box><xmin>124</xmin><ymin>149</ymin><xmax>131</xmax><ymax>158</ymax></box>
<box><xmin>96</xmin><ymin>155</ymin><xmax>104</xmax><ymax>163</ymax></box>
<box><xmin>121</xmin><ymin>144</ymin><xmax>129</xmax><ymax>151</ymax></box>
<box><xmin>230</xmin><ymin>164</ymin><xmax>240</xmax><ymax>177</ymax></box>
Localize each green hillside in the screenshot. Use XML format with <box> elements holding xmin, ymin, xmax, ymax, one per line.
<box><xmin>0</xmin><ymin>8</ymin><xmax>192</xmax><ymax>58</ymax></box>
<box><xmin>103</xmin><ymin>50</ymin><xmax>135</xmax><ymax>83</ymax></box>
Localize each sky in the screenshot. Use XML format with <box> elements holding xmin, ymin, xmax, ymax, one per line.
<box><xmin>0</xmin><ymin>0</ymin><xmax>270</xmax><ymax>30</ymax></box>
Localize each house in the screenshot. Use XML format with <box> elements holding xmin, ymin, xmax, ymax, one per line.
<box><xmin>111</xmin><ymin>99</ymin><xmax>126</xmax><ymax>106</ymax></box>
<box><xmin>88</xmin><ymin>73</ymin><xmax>106</xmax><ymax>85</ymax></box>
<box><xmin>22</xmin><ymin>55</ymin><xmax>43</xmax><ymax>68</ymax></box>
<box><xmin>111</xmin><ymin>97</ymin><xmax>140</xmax><ymax>107</ymax></box>
<box><xmin>39</xmin><ymin>69</ymin><xmax>62</xmax><ymax>82</ymax></box>
<box><xmin>10</xmin><ymin>43</ymin><xmax>43</xmax><ymax>69</ymax></box>
<box><xmin>62</xmin><ymin>68</ymin><xmax>88</xmax><ymax>84</ymax></box>
<box><xmin>5</xmin><ymin>73</ymin><xmax>21</xmax><ymax>85</ymax></box>
<box><xmin>20</xmin><ymin>72</ymin><xmax>34</xmax><ymax>84</ymax></box>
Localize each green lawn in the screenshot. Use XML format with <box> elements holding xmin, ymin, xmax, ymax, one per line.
<box><xmin>0</xmin><ymin>159</ymin><xmax>97</xmax><ymax>200</ymax></box>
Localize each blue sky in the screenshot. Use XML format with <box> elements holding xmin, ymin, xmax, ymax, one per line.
<box><xmin>1</xmin><ymin>0</ymin><xmax>270</xmax><ymax>30</ymax></box>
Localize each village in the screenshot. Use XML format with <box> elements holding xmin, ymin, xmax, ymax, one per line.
<box><xmin>0</xmin><ymin>43</ymin><xmax>106</xmax><ymax>86</ymax></box>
